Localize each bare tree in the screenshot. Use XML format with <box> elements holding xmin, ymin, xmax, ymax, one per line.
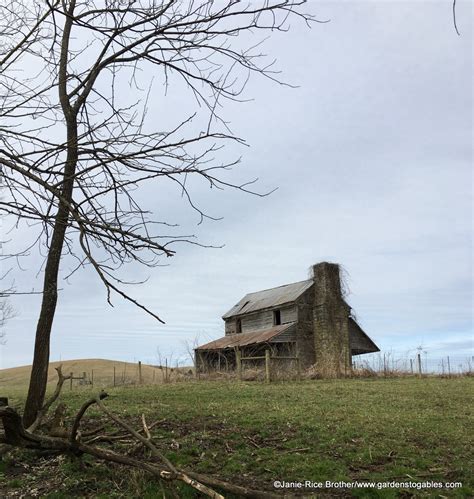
<box><xmin>0</xmin><ymin>183</ymin><xmax>15</xmax><ymax>344</ymax></box>
<box><xmin>0</xmin><ymin>289</ymin><xmax>15</xmax><ymax>345</ymax></box>
<box><xmin>0</xmin><ymin>0</ymin><xmax>316</xmax><ymax>425</ymax></box>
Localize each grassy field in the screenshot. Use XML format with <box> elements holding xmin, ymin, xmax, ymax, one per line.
<box><xmin>1</xmin><ymin>376</ymin><xmax>473</xmax><ymax>497</ymax></box>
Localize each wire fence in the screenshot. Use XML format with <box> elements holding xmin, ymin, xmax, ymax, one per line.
<box><xmin>49</xmin><ymin>361</ymin><xmax>195</xmax><ymax>391</ymax></box>
<box><xmin>352</xmin><ymin>352</ymin><xmax>473</xmax><ymax>376</ymax></box>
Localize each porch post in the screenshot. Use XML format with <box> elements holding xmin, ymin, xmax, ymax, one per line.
<box><xmin>236</xmin><ymin>348</ymin><xmax>242</xmax><ymax>381</ymax></box>
<box><xmin>265</xmin><ymin>348</ymin><xmax>271</xmax><ymax>383</ymax></box>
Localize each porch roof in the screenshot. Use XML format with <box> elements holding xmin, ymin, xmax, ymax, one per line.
<box><xmin>195</xmin><ymin>323</ymin><xmax>296</xmax><ymax>351</ymax></box>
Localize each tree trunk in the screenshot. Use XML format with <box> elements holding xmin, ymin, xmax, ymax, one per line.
<box><xmin>23</xmin><ymin>125</ymin><xmax>78</xmax><ymax>426</ymax></box>
<box><xmin>23</xmin><ymin>1</ymin><xmax>77</xmax><ymax>426</ymax></box>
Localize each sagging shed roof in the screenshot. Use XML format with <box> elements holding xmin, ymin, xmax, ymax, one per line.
<box><xmin>196</xmin><ymin>323</ymin><xmax>296</xmax><ymax>351</ymax></box>
<box><xmin>349</xmin><ymin>318</ymin><xmax>380</xmax><ymax>355</ymax></box>
<box><xmin>222</xmin><ymin>279</ymin><xmax>313</xmax><ymax>319</ymax></box>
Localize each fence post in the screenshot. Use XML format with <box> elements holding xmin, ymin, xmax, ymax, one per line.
<box><xmin>236</xmin><ymin>348</ymin><xmax>242</xmax><ymax>381</ymax></box>
<box><xmin>70</xmin><ymin>372</ymin><xmax>74</xmax><ymax>390</ymax></box>
<box><xmin>296</xmin><ymin>356</ymin><xmax>301</xmax><ymax>381</ymax></box>
<box><xmin>138</xmin><ymin>361</ymin><xmax>143</xmax><ymax>384</ymax></box>
<box><xmin>383</xmin><ymin>354</ymin><xmax>387</xmax><ymax>376</ymax></box>
<box><xmin>91</xmin><ymin>369</ymin><xmax>94</xmax><ymax>388</ymax></box>
<box><xmin>113</xmin><ymin>366</ymin><xmax>116</xmax><ymax>387</ymax></box>
<box><xmin>265</xmin><ymin>349</ymin><xmax>271</xmax><ymax>383</ymax></box>
<box><xmin>417</xmin><ymin>353</ymin><xmax>422</xmax><ymax>377</ymax></box>
<box><xmin>153</xmin><ymin>369</ymin><xmax>156</xmax><ymax>383</ymax></box>
<box><xmin>165</xmin><ymin>358</ymin><xmax>168</xmax><ymax>383</ymax></box>
<box><xmin>447</xmin><ymin>356</ymin><xmax>451</xmax><ymax>378</ymax></box>
<box><xmin>198</xmin><ymin>352</ymin><xmax>204</xmax><ymax>380</ymax></box>
<box><xmin>410</xmin><ymin>358</ymin><xmax>414</xmax><ymax>375</ymax></box>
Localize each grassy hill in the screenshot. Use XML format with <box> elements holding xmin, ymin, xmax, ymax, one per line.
<box><xmin>0</xmin><ymin>358</ymin><xmax>183</xmax><ymax>395</ymax></box>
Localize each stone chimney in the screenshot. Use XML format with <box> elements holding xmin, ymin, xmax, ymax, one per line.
<box><xmin>312</xmin><ymin>262</ymin><xmax>351</xmax><ymax>377</ymax></box>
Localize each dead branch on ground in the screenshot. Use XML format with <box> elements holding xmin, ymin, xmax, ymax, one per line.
<box><xmin>0</xmin><ymin>386</ymin><xmax>279</xmax><ymax>498</ymax></box>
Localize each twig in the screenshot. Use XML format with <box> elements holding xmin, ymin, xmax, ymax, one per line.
<box><xmin>281</xmin><ymin>447</ymin><xmax>310</xmax><ymax>454</ymax></box>
<box><xmin>81</xmin><ymin>425</ymin><xmax>106</xmax><ymax>437</ymax></box>
<box><xmin>245</xmin><ymin>435</ymin><xmax>261</xmax><ymax>448</ymax></box>
<box><xmin>88</xmin><ymin>418</ymin><xmax>166</xmax><ymax>446</ymax></box>
<box><xmin>453</xmin><ymin>0</ymin><xmax>461</xmax><ymax>36</ymax></box>
<box><xmin>141</xmin><ymin>414</ymin><xmax>151</xmax><ymax>440</ymax></box>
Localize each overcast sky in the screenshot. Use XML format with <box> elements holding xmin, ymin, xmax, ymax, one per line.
<box><xmin>1</xmin><ymin>0</ymin><xmax>472</xmax><ymax>370</ymax></box>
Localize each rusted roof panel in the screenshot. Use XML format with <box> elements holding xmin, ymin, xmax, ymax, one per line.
<box><xmin>222</xmin><ymin>279</ymin><xmax>313</xmax><ymax>319</ymax></box>
<box><xmin>196</xmin><ymin>323</ymin><xmax>296</xmax><ymax>351</ymax></box>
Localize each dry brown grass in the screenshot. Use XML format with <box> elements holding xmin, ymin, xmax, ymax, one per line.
<box><xmin>0</xmin><ymin>358</ymin><xmax>188</xmax><ymax>392</ymax></box>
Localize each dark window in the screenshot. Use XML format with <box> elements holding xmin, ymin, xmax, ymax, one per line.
<box><xmin>236</xmin><ymin>318</ymin><xmax>242</xmax><ymax>334</ymax></box>
<box><xmin>273</xmin><ymin>309</ymin><xmax>281</xmax><ymax>326</ymax></box>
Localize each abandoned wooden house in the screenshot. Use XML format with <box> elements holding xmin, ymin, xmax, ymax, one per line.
<box><xmin>195</xmin><ymin>262</ymin><xmax>379</xmax><ymax>377</ymax></box>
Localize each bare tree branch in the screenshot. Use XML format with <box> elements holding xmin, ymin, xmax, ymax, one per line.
<box><xmin>0</xmin><ymin>0</ymin><xmax>314</xmax><ymax>424</ymax></box>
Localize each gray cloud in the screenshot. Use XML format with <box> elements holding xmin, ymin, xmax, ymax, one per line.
<box><xmin>1</xmin><ymin>1</ymin><xmax>472</xmax><ymax>369</ymax></box>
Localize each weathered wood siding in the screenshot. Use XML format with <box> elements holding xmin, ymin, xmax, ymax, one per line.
<box><xmin>224</xmin><ymin>305</ymin><xmax>297</xmax><ymax>335</ymax></box>
<box><xmin>225</xmin><ymin>319</ymin><xmax>235</xmax><ymax>335</ymax></box>
<box><xmin>241</xmin><ymin>309</ymin><xmax>274</xmax><ymax>332</ymax></box>
<box><xmin>280</xmin><ymin>306</ymin><xmax>297</xmax><ymax>324</ymax></box>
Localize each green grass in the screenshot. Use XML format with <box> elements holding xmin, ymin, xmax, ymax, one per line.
<box><xmin>2</xmin><ymin>377</ymin><xmax>473</xmax><ymax>497</ymax></box>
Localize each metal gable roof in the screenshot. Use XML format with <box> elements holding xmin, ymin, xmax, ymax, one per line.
<box><xmin>222</xmin><ymin>279</ymin><xmax>313</xmax><ymax>319</ymax></box>
<box><xmin>195</xmin><ymin>323</ymin><xmax>296</xmax><ymax>351</ymax></box>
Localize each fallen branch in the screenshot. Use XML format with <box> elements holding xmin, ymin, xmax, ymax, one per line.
<box><xmin>0</xmin><ymin>406</ymin><xmax>74</xmax><ymax>452</ymax></box>
<box><xmin>94</xmin><ymin>396</ymin><xmax>178</xmax><ymax>475</ymax></box>
<box><xmin>85</xmin><ymin>419</ymin><xmax>166</xmax><ymax>446</ymax></box>
<box><xmin>184</xmin><ymin>470</ymin><xmax>281</xmax><ymax>499</ymax></box>
<box><xmin>86</xmin><ymin>434</ymin><xmax>134</xmax><ymax>445</ymax></box>
<box><xmin>72</xmin><ymin>394</ymin><xmax>223</xmax><ymax>498</ymax></box>
<box><xmin>81</xmin><ymin>425</ymin><xmax>105</xmax><ymax>437</ymax></box>
<box><xmin>28</xmin><ymin>365</ymin><xmax>72</xmax><ymax>433</ymax></box>
<box><xmin>141</xmin><ymin>413</ymin><xmax>151</xmax><ymax>440</ymax></box>
<box><xmin>1</xmin><ymin>403</ymin><xmax>223</xmax><ymax>497</ymax></box>
<box><xmin>70</xmin><ymin>390</ymin><xmax>108</xmax><ymax>444</ymax></box>
<box><xmin>0</xmin><ymin>401</ymin><xmax>278</xmax><ymax>498</ymax></box>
